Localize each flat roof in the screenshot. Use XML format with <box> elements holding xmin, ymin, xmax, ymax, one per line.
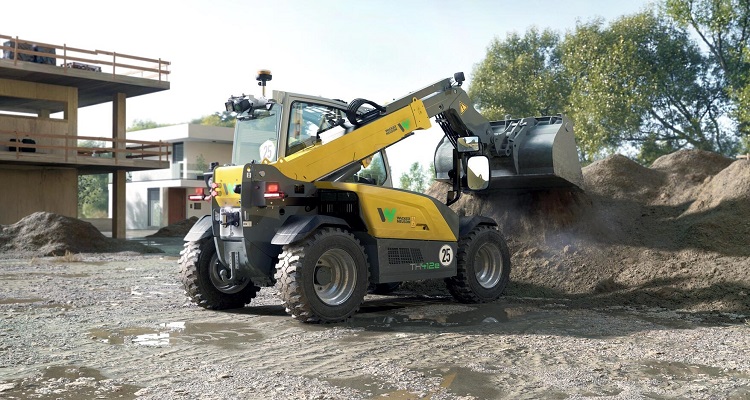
<box><xmin>0</xmin><ymin>59</ymin><xmax>169</xmax><ymax>113</ymax></box>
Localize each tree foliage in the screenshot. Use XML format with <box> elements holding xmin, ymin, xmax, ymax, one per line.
<box><xmin>78</xmin><ymin>174</ymin><xmax>109</xmax><ymax>218</ymax></box>
<box><xmin>191</xmin><ymin>111</ymin><xmax>236</xmax><ymax>128</ymax></box>
<box><xmin>399</xmin><ymin>162</ymin><xmax>433</xmax><ymax>193</ymax></box>
<box><xmin>562</xmin><ymin>12</ymin><xmax>729</xmax><ymax>162</ymax></box>
<box><xmin>470</xmin><ymin>4</ymin><xmax>748</xmax><ymax>163</ymax></box>
<box><xmin>469</xmin><ymin>28</ymin><xmax>570</xmax><ymax>120</ymax></box>
<box><xmin>664</xmin><ymin>0</ymin><xmax>750</xmax><ymax>149</ymax></box>
<box><xmin>76</xmin><ymin>140</ymin><xmax>109</xmax><ymax>218</ymax></box>
<box><xmin>127</xmin><ymin>119</ymin><xmax>173</xmax><ymax>132</ymax></box>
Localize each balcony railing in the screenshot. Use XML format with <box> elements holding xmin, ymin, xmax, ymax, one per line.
<box><xmin>0</xmin><ymin>129</ymin><xmax>170</xmax><ymax>164</ymax></box>
<box><xmin>0</xmin><ymin>34</ymin><xmax>170</xmax><ymax>81</ymax></box>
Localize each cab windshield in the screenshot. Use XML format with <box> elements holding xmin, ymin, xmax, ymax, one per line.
<box><xmin>232</xmin><ymin>103</ymin><xmax>282</xmax><ymax>165</ymax></box>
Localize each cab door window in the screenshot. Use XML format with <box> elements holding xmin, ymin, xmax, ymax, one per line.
<box><xmin>287</xmin><ymin>101</ymin><xmax>348</xmax><ymax>156</ymax></box>
<box><xmin>349</xmin><ymin>151</ymin><xmax>388</xmax><ymax>186</ymax></box>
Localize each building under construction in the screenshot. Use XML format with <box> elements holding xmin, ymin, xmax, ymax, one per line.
<box><xmin>0</xmin><ymin>34</ymin><xmax>171</xmax><ymax>238</ymax></box>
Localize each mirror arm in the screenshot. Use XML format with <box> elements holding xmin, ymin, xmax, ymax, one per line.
<box><xmin>446</xmin><ymin>148</ymin><xmax>462</xmax><ymax>206</ymax></box>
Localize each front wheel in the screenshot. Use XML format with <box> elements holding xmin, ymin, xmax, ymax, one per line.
<box><xmin>179</xmin><ymin>239</ymin><xmax>259</xmax><ymax>309</ymax></box>
<box><xmin>274</xmin><ymin>227</ymin><xmax>370</xmax><ymax>323</ymax></box>
<box><xmin>446</xmin><ymin>226</ymin><xmax>511</xmax><ymax>303</ymax></box>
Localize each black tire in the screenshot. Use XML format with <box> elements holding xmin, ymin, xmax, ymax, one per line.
<box><xmin>179</xmin><ymin>239</ymin><xmax>259</xmax><ymax>310</ymax></box>
<box><xmin>274</xmin><ymin>227</ymin><xmax>369</xmax><ymax>323</ymax></box>
<box><xmin>445</xmin><ymin>226</ymin><xmax>511</xmax><ymax>303</ymax></box>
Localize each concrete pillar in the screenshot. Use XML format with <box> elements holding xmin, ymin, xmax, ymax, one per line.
<box><xmin>112</xmin><ymin>93</ymin><xmax>127</xmax><ymax>238</ymax></box>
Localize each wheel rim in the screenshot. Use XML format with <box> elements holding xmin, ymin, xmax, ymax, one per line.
<box><xmin>475</xmin><ymin>241</ymin><xmax>503</xmax><ymax>289</ymax></box>
<box><xmin>208</xmin><ymin>253</ymin><xmax>249</xmax><ymax>294</ymax></box>
<box><xmin>313</xmin><ymin>248</ymin><xmax>357</xmax><ymax>306</ymax></box>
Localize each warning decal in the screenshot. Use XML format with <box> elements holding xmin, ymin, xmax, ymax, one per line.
<box><xmin>459</xmin><ymin>101</ymin><xmax>468</xmax><ymax>115</ymax></box>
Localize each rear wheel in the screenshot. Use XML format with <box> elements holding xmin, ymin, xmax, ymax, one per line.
<box><xmin>275</xmin><ymin>227</ymin><xmax>369</xmax><ymax>323</ymax></box>
<box><xmin>179</xmin><ymin>239</ymin><xmax>259</xmax><ymax>309</ymax></box>
<box><xmin>446</xmin><ymin>226</ymin><xmax>511</xmax><ymax>303</ymax></box>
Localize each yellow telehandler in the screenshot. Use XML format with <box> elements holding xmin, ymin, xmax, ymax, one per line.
<box><xmin>180</xmin><ymin>71</ymin><xmax>582</xmax><ymax>322</ymax></box>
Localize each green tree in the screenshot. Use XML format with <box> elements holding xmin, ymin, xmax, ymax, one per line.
<box><xmin>191</xmin><ymin>111</ymin><xmax>236</xmax><ymax>128</ymax></box>
<box><xmin>664</xmin><ymin>0</ymin><xmax>750</xmax><ymax>150</ymax></box>
<box><xmin>469</xmin><ymin>9</ymin><xmax>741</xmax><ymax>164</ymax></box>
<box><xmin>562</xmin><ymin>11</ymin><xmax>729</xmax><ymax>163</ymax></box>
<box><xmin>399</xmin><ymin>162</ymin><xmax>431</xmax><ymax>193</ymax></box>
<box><xmin>76</xmin><ymin>140</ymin><xmax>109</xmax><ymax>218</ymax></box>
<box><xmin>78</xmin><ymin>174</ymin><xmax>109</xmax><ymax>218</ymax></box>
<box><xmin>469</xmin><ymin>28</ymin><xmax>570</xmax><ymax>120</ymax></box>
<box><xmin>127</xmin><ymin>119</ymin><xmax>173</xmax><ymax>132</ymax></box>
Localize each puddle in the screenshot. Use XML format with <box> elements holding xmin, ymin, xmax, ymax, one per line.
<box><xmin>0</xmin><ymin>365</ymin><xmax>140</xmax><ymax>399</ymax></box>
<box><xmin>128</xmin><ymin>237</ymin><xmax>185</xmax><ymax>256</ymax></box>
<box><xmin>425</xmin><ymin>367</ymin><xmax>502</xmax><ymax>398</ymax></box>
<box><xmin>641</xmin><ymin>360</ymin><xmax>750</xmax><ymax>381</ymax></box>
<box><xmin>325</xmin><ymin>367</ymin><xmax>503</xmax><ymax>398</ymax></box>
<box><xmin>343</xmin><ymin>298</ymin><xmax>521</xmax><ymax>331</ymax></box>
<box><xmin>89</xmin><ymin>322</ymin><xmax>262</xmax><ymax>348</ymax></box>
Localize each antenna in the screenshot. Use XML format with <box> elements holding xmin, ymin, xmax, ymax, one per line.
<box><xmin>256</xmin><ymin>69</ymin><xmax>272</xmax><ymax>97</ymax></box>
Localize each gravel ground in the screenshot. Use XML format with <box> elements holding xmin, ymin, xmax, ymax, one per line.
<box><xmin>1</xmin><ymin>253</ymin><xmax>749</xmax><ymax>399</ymax></box>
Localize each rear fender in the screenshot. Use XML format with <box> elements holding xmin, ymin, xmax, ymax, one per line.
<box><xmin>271</xmin><ymin>215</ymin><xmax>350</xmax><ymax>245</ymax></box>
<box><xmin>184</xmin><ymin>215</ymin><xmax>214</xmax><ymax>242</ymax></box>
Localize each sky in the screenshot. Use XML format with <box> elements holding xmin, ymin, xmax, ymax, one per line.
<box><xmin>5</xmin><ymin>0</ymin><xmax>655</xmax><ymax>182</ymax></box>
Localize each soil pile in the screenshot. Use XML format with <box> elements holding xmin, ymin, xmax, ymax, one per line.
<box><xmin>0</xmin><ymin>212</ymin><xmax>162</xmax><ymax>256</ymax></box>
<box><xmin>416</xmin><ymin>150</ymin><xmax>749</xmax><ymax>314</ymax></box>
<box><xmin>147</xmin><ymin>216</ymin><xmax>198</xmax><ymax>238</ymax></box>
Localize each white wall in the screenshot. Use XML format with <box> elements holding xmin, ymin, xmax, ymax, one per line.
<box><xmin>125</xmin><ymin>124</ymin><xmax>233</xmax><ymax>229</ymax></box>
<box><xmin>184</xmin><ymin>141</ymin><xmax>232</xmax><ymax>168</ymax></box>
<box><xmin>187</xmin><ymin>195</ymin><xmax>210</xmax><ymax>220</ymax></box>
<box><xmin>126</xmin><ymin>180</ymin><xmax>161</xmax><ymax>229</ymax></box>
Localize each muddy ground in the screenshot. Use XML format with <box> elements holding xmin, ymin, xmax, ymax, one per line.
<box><xmin>1</xmin><ymin>151</ymin><xmax>749</xmax><ymax>399</ymax></box>
<box><xmin>0</xmin><ymin>252</ymin><xmax>748</xmax><ymax>399</ymax></box>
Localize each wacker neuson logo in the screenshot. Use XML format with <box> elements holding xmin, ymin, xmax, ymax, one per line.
<box><xmin>384</xmin><ymin>118</ymin><xmax>411</xmax><ymax>135</ymax></box>
<box><xmin>377</xmin><ymin>208</ymin><xmax>396</xmax><ymax>222</ymax></box>
<box><xmin>377</xmin><ymin>208</ymin><xmax>411</xmax><ymax>224</ymax></box>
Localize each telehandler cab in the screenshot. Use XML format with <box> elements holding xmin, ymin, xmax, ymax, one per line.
<box><xmin>180</xmin><ymin>71</ymin><xmax>582</xmax><ymax>323</ymax></box>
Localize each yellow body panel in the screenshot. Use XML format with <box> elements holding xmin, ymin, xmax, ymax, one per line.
<box><xmin>274</xmin><ymin>99</ymin><xmax>431</xmax><ymax>182</ymax></box>
<box><xmin>315</xmin><ymin>182</ymin><xmax>457</xmax><ymax>242</ymax></box>
<box><xmin>213</xmin><ymin>165</ymin><xmax>243</xmax><ymax>208</ymax></box>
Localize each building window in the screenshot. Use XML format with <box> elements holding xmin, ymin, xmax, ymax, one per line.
<box><xmin>147</xmin><ymin>188</ymin><xmax>161</xmax><ymax>227</ymax></box>
<box><xmin>172</xmin><ymin>142</ymin><xmax>184</xmax><ymax>163</ymax></box>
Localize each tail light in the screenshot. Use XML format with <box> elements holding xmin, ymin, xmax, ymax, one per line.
<box><xmin>188</xmin><ymin>187</ymin><xmax>210</xmax><ymax>201</ymax></box>
<box><xmin>264</xmin><ymin>182</ymin><xmax>285</xmax><ymax>199</ymax></box>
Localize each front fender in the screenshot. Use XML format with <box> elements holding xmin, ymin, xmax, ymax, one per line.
<box><xmin>458</xmin><ymin>216</ymin><xmax>497</xmax><ymax>238</ymax></box>
<box><xmin>183</xmin><ymin>215</ymin><xmax>213</xmax><ymax>242</ymax></box>
<box><xmin>271</xmin><ymin>215</ymin><xmax>350</xmax><ymax>245</ymax></box>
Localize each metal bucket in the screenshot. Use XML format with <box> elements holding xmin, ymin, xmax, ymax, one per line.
<box><xmin>434</xmin><ymin>115</ymin><xmax>584</xmax><ymax>191</ymax></box>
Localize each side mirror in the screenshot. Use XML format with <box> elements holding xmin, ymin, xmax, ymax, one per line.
<box><xmin>466</xmin><ymin>155</ymin><xmax>490</xmax><ymax>190</ymax></box>
<box><xmin>457</xmin><ymin>136</ymin><xmax>480</xmax><ymax>153</ymax></box>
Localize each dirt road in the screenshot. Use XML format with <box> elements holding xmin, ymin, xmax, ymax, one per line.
<box><xmin>1</xmin><ymin>253</ymin><xmax>748</xmax><ymax>400</ymax></box>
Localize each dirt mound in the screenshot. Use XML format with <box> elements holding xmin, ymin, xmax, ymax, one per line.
<box><xmin>0</xmin><ymin>212</ymin><xmax>162</xmax><ymax>256</ymax></box>
<box><xmin>650</xmin><ymin>150</ymin><xmax>735</xmax><ymax>206</ymax></box>
<box><xmin>582</xmin><ymin>154</ymin><xmax>665</xmax><ymax>202</ymax></box>
<box><xmin>415</xmin><ymin>150</ymin><xmax>749</xmax><ymax>314</ymax></box>
<box><xmin>678</xmin><ymin>160</ymin><xmax>750</xmax><ymax>255</ymax></box>
<box><xmin>147</xmin><ymin>216</ymin><xmax>198</xmax><ymax>238</ymax></box>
